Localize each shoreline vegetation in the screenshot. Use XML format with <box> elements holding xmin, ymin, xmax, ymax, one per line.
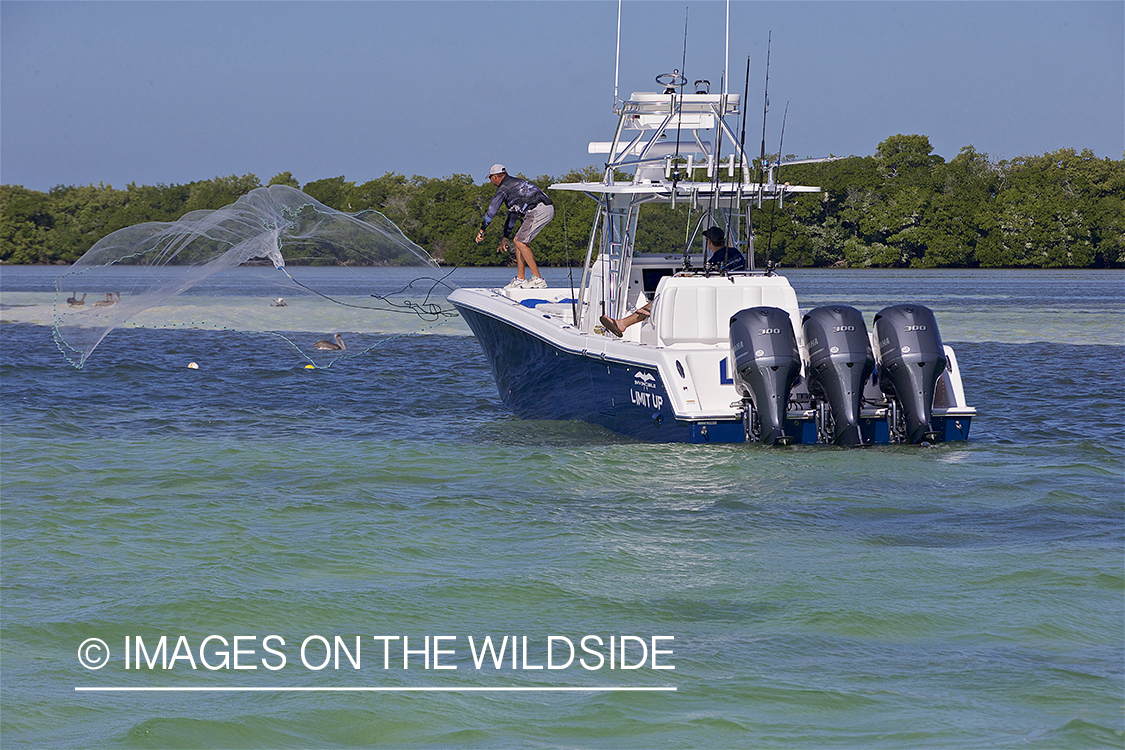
<box><xmin>2</xmin><ymin>135</ymin><xmax>1121</xmax><ymax>269</ymax></box>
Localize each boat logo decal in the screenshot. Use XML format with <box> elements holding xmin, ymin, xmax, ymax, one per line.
<box><xmin>901</xmin><ymin>346</ymin><xmax>912</xmax><ymax>353</ymax></box>
<box><xmin>630</xmin><ymin>389</ymin><xmax>664</xmax><ymax>411</ymax></box>
<box><xmin>631</xmin><ymin>371</ymin><xmax>663</xmax><ymax>411</ymax></box>
<box><xmin>830</xmin><ymin>346</ymin><xmax>840</xmax><ymax>354</ymax></box>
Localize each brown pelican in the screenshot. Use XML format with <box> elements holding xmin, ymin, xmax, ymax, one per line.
<box><xmin>67</xmin><ymin>292</ymin><xmax>86</xmax><ymax>307</ymax></box>
<box><xmin>92</xmin><ymin>292</ymin><xmax>116</xmax><ymax>307</ymax></box>
<box><xmin>270</xmin><ymin>297</ymin><xmax>288</xmax><ymax>307</ymax></box>
<box><xmin>313</xmin><ymin>333</ymin><xmax>345</xmax><ymax>351</ymax></box>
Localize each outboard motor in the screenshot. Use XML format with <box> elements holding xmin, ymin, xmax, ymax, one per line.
<box><xmin>873</xmin><ymin>304</ymin><xmax>947</xmax><ymax>444</ymax></box>
<box><xmin>803</xmin><ymin>305</ymin><xmax>875</xmax><ymax>446</ymax></box>
<box><xmin>729</xmin><ymin>306</ymin><xmax>802</xmax><ymax>445</ymax></box>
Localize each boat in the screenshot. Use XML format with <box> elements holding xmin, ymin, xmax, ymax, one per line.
<box><xmin>448</xmin><ymin>74</ymin><xmax>976</xmax><ymax>445</ymax></box>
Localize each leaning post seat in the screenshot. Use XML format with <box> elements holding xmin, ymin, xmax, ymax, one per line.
<box><xmin>652</xmin><ymin>275</ymin><xmax>803</xmax><ymax>348</ymax></box>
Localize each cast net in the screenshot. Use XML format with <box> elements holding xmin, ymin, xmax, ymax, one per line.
<box><xmin>51</xmin><ymin>185</ymin><xmax>455</xmax><ymax>368</ymax></box>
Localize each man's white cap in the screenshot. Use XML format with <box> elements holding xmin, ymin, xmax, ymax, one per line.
<box><xmin>488</xmin><ymin>163</ymin><xmax>506</xmax><ymax>176</ymax></box>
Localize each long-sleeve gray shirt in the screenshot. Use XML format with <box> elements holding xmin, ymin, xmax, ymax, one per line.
<box><xmin>480</xmin><ymin>175</ymin><xmax>553</xmax><ymax>238</ymax></box>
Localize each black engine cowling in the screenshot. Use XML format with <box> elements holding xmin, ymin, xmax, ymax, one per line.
<box><xmin>802</xmin><ymin>305</ymin><xmax>875</xmax><ymax>446</ymax></box>
<box><xmin>873</xmin><ymin>304</ymin><xmax>947</xmax><ymax>444</ymax></box>
<box><xmin>729</xmin><ymin>306</ymin><xmax>802</xmax><ymax>445</ymax></box>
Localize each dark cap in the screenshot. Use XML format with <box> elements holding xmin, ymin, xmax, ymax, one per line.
<box><xmin>703</xmin><ymin>226</ymin><xmax>725</xmax><ymax>245</ymax></box>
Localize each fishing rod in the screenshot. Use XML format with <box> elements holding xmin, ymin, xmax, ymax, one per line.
<box><xmin>672</xmin><ymin>8</ymin><xmax>688</xmax><ymax>189</ymax></box>
<box><xmin>737</xmin><ymin>54</ymin><xmax>751</xmax><ymax>268</ymax></box>
<box><xmin>738</xmin><ymin>55</ymin><xmax>751</xmax><ymax>185</ymax></box>
<box><xmin>705</xmin><ymin>74</ymin><xmax>728</xmax><ymax>271</ymax></box>
<box><xmin>764</xmin><ymin>101</ymin><xmax>789</xmax><ymax>263</ymax></box>
<box><xmin>563</xmin><ymin>201</ymin><xmax>578</xmax><ymax>327</ymax></box>
<box><xmin>674</xmin><ymin>8</ymin><xmax>690</xmax><ymax>270</ymax></box>
<box><xmin>757</xmin><ymin>31</ymin><xmax>772</xmax><ymax>207</ymax></box>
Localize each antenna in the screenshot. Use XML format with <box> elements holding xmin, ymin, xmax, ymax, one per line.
<box><xmin>724</xmin><ymin>0</ymin><xmax>730</xmax><ymax>97</ymax></box>
<box><xmin>614</xmin><ymin>0</ymin><xmax>622</xmax><ymax>109</ymax></box>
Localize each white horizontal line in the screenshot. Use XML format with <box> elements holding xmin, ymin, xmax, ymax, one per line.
<box><xmin>75</xmin><ymin>686</ymin><xmax>676</xmax><ymax>693</ymax></box>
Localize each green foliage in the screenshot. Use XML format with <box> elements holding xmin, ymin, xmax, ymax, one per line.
<box><xmin>302</xmin><ymin>176</ymin><xmax>355</xmax><ymax>211</ymax></box>
<box><xmin>268</xmin><ymin>172</ymin><xmax>299</xmax><ymax>188</ymax></box>
<box><xmin>983</xmin><ymin>148</ymin><xmax>1114</xmax><ymax>268</ymax></box>
<box><xmin>777</xmin><ymin>137</ymin><xmax>1123</xmax><ymax>268</ymax></box>
<box><xmin>2</xmin><ymin>141</ymin><xmax>1121</xmax><ymax>268</ymax></box>
<box><xmin>184</xmin><ymin>174</ymin><xmax>262</xmax><ymax>213</ymax></box>
<box><xmin>0</xmin><ymin>185</ymin><xmax>54</xmax><ymax>263</ymax></box>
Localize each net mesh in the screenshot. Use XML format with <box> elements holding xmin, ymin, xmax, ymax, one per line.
<box><xmin>52</xmin><ymin>186</ymin><xmax>447</xmax><ymax>368</ymax></box>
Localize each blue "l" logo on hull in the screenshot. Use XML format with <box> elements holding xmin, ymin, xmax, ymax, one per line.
<box><xmin>719</xmin><ymin>358</ymin><xmax>734</xmax><ymax>385</ymax></box>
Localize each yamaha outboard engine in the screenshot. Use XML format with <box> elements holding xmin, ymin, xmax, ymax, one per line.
<box><xmin>803</xmin><ymin>305</ymin><xmax>875</xmax><ymax>446</ymax></box>
<box><xmin>729</xmin><ymin>306</ymin><xmax>802</xmax><ymax>445</ymax></box>
<box><xmin>873</xmin><ymin>304</ymin><xmax>947</xmax><ymax>444</ymax></box>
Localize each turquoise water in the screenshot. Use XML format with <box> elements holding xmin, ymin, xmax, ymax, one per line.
<box><xmin>2</xmin><ymin>266</ymin><xmax>1122</xmax><ymax>748</ymax></box>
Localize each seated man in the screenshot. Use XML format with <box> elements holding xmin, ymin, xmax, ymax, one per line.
<box><xmin>600</xmin><ymin>227</ymin><xmax>744</xmax><ymax>337</ymax></box>
<box><xmin>702</xmin><ymin>226</ymin><xmax>745</xmax><ymax>273</ymax></box>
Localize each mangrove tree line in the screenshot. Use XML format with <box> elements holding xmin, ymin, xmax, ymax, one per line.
<box><xmin>2</xmin><ymin>135</ymin><xmax>1121</xmax><ymax>268</ymax></box>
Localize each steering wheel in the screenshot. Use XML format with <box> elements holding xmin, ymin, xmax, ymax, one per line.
<box><xmin>655</xmin><ymin>71</ymin><xmax>687</xmax><ymax>89</ymax></box>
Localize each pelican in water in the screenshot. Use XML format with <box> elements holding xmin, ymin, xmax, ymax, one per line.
<box><xmin>270</xmin><ymin>297</ymin><xmax>289</xmax><ymax>307</ymax></box>
<box><xmin>313</xmin><ymin>333</ymin><xmax>345</xmax><ymax>351</ymax></box>
<box><xmin>67</xmin><ymin>292</ymin><xmax>86</xmax><ymax>307</ymax></box>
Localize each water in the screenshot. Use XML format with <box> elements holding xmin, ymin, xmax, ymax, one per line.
<box><xmin>2</xmin><ymin>266</ymin><xmax>1122</xmax><ymax>748</ymax></box>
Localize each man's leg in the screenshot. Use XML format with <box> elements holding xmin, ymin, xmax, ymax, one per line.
<box><xmin>513</xmin><ymin>239</ymin><xmax>540</xmax><ymax>278</ymax></box>
<box><xmin>514</xmin><ymin>204</ymin><xmax>552</xmax><ymax>280</ymax></box>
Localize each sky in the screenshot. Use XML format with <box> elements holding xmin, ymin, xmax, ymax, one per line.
<box><xmin>1</xmin><ymin>1</ymin><xmax>1122</xmax><ymax>192</ymax></box>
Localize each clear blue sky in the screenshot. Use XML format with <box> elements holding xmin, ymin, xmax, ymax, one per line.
<box><xmin>2</xmin><ymin>1</ymin><xmax>1122</xmax><ymax>192</ymax></box>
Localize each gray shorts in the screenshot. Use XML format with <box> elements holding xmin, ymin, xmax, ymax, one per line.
<box><xmin>515</xmin><ymin>203</ymin><xmax>554</xmax><ymax>244</ymax></box>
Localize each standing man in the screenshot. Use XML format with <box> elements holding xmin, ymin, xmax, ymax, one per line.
<box><xmin>475</xmin><ymin>164</ymin><xmax>553</xmax><ymax>289</ymax></box>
